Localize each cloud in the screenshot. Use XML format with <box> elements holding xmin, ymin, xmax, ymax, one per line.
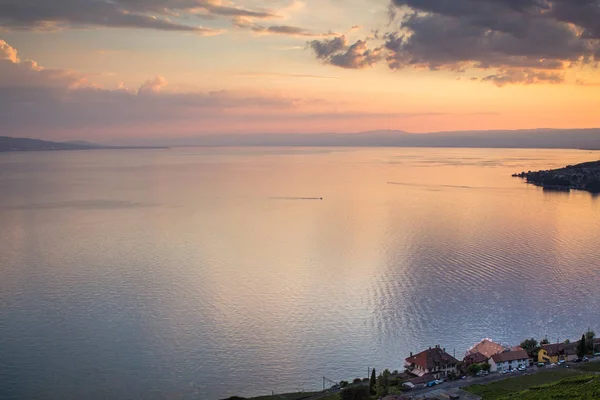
<box><xmin>0</xmin><ymin>40</ymin><xmax>334</xmax><ymax>136</ymax></box>
<box><xmin>139</xmin><ymin>76</ymin><xmax>169</xmax><ymax>94</ymax></box>
<box><xmin>308</xmin><ymin>35</ymin><xmax>382</xmax><ymax>69</ymax></box>
<box><xmin>481</xmin><ymin>69</ymin><xmax>565</xmax><ymax>87</ymax></box>
<box><xmin>0</xmin><ymin>40</ymin><xmax>19</xmax><ymax>62</ymax></box>
<box><xmin>308</xmin><ymin>0</ymin><xmax>600</xmax><ymax>86</ymax></box>
<box><xmin>237</xmin><ymin>72</ymin><xmax>338</xmax><ymax>79</ymax></box>
<box><xmin>384</xmin><ymin>1</ymin><xmax>596</xmax><ymax>71</ymax></box>
<box><xmin>309</xmin><ymin>36</ymin><xmax>348</xmax><ymax>59</ymax></box>
<box><xmin>0</xmin><ymin>0</ymin><xmax>276</xmax><ymax>33</ymax></box>
<box><xmin>232</xmin><ymin>16</ymin><xmax>337</xmax><ymax>38</ymax></box>
<box><xmin>0</xmin><ymin>43</ymin><xmax>89</xmax><ymax>89</ymax></box>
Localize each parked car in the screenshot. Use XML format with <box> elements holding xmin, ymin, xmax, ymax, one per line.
<box><xmin>517</xmin><ymin>366</ymin><xmax>526</xmax><ymax>371</ymax></box>
<box><xmin>558</xmin><ymin>360</ymin><xmax>566</xmax><ymax>365</ymax></box>
<box><xmin>427</xmin><ymin>380</ymin><xmax>437</xmax><ymax>387</ymax></box>
<box><xmin>537</xmin><ymin>362</ymin><xmax>545</xmax><ymax>367</ymax></box>
<box><xmin>583</xmin><ymin>356</ymin><xmax>589</xmax><ymax>362</ymax></box>
<box><xmin>574</xmin><ymin>358</ymin><xmax>583</xmax><ymax>363</ymax></box>
<box><xmin>594</xmin><ymin>352</ymin><xmax>600</xmax><ymax>357</ymax></box>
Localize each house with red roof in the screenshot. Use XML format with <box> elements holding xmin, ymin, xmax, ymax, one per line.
<box><xmin>404</xmin><ymin>345</ymin><xmax>459</xmax><ymax>379</ymax></box>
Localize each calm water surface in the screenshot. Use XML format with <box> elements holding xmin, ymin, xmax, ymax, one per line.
<box><xmin>1</xmin><ymin>147</ymin><xmax>599</xmax><ymax>399</ymax></box>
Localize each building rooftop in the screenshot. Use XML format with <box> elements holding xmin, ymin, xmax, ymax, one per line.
<box><xmin>406</xmin><ymin>346</ymin><xmax>459</xmax><ymax>370</ymax></box>
<box><xmin>467</xmin><ymin>339</ymin><xmax>505</xmax><ymax>359</ymax></box>
<box><xmin>541</xmin><ymin>342</ymin><xmax>578</xmax><ymax>357</ymax></box>
<box><xmin>464</xmin><ymin>351</ymin><xmax>488</xmax><ymax>364</ymax></box>
<box><xmin>491</xmin><ymin>349</ymin><xmax>529</xmax><ymax>363</ymax></box>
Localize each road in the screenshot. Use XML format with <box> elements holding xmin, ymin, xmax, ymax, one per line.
<box><xmin>412</xmin><ymin>357</ymin><xmax>600</xmax><ymax>398</ymax></box>
<box><xmin>303</xmin><ymin>357</ymin><xmax>600</xmax><ymax>400</ymax></box>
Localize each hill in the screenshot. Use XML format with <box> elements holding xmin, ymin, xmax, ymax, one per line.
<box><xmin>0</xmin><ymin>137</ymin><xmax>167</xmax><ymax>152</ymax></box>
<box><xmin>107</xmin><ymin>128</ymin><xmax>600</xmax><ymax>149</ymax></box>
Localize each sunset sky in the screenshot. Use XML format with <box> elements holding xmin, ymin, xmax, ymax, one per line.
<box><xmin>1</xmin><ymin>0</ymin><xmax>600</xmax><ymax>140</ymax></box>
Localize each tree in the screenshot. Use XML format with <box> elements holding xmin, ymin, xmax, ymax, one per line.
<box><xmin>540</xmin><ymin>337</ymin><xmax>550</xmax><ymax>345</ymax></box>
<box><xmin>369</xmin><ymin>368</ymin><xmax>376</xmax><ymax>395</ymax></box>
<box><xmin>586</xmin><ymin>330</ymin><xmax>596</xmax><ymax>354</ymax></box>
<box><xmin>577</xmin><ymin>334</ymin><xmax>587</xmax><ymax>358</ymax></box>
<box><xmin>340</xmin><ymin>380</ymin><xmax>349</xmax><ymax>388</ymax></box>
<box><xmin>375</xmin><ymin>373</ymin><xmax>389</xmax><ymax>398</ymax></box>
<box><xmin>481</xmin><ymin>363</ymin><xmax>491</xmax><ymax>372</ymax></box>
<box><xmin>520</xmin><ymin>338</ymin><xmax>539</xmax><ymax>353</ymax></box>
<box><xmin>564</xmin><ymin>339</ymin><xmax>571</xmax><ymax>344</ymax></box>
<box><xmin>340</xmin><ymin>386</ymin><xmax>369</xmax><ymax>400</ymax></box>
<box><xmin>468</xmin><ymin>364</ymin><xmax>482</xmax><ymax>376</ymax></box>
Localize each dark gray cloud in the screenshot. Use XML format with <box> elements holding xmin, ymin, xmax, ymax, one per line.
<box><xmin>308</xmin><ymin>35</ymin><xmax>382</xmax><ymax>69</ymax></box>
<box><xmin>550</xmin><ymin>0</ymin><xmax>600</xmax><ymax>39</ymax></box>
<box><xmin>311</xmin><ymin>0</ymin><xmax>600</xmax><ymax>85</ymax></box>
<box><xmin>253</xmin><ymin>24</ymin><xmax>336</xmax><ymax>37</ymax></box>
<box><xmin>385</xmin><ymin>0</ymin><xmax>598</xmax><ymax>71</ymax></box>
<box><xmin>481</xmin><ymin>69</ymin><xmax>565</xmax><ymax>86</ymax></box>
<box><xmin>0</xmin><ymin>0</ymin><xmax>276</xmax><ymax>32</ymax></box>
<box><xmin>232</xmin><ymin>17</ymin><xmax>337</xmax><ymax>38</ymax></box>
<box><xmin>309</xmin><ymin>36</ymin><xmax>347</xmax><ymax>59</ymax></box>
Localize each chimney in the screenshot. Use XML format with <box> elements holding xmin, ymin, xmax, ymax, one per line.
<box><xmin>410</xmin><ymin>352</ymin><xmax>413</xmax><ymax>357</ymax></box>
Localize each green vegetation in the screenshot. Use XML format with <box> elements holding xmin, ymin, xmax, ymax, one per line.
<box><xmin>340</xmin><ymin>386</ymin><xmax>369</xmax><ymax>400</ymax></box>
<box><xmin>375</xmin><ymin>369</ymin><xmax>390</xmax><ymax>397</ymax></box>
<box><xmin>574</xmin><ymin>361</ymin><xmax>600</xmax><ymax>372</ymax></box>
<box><xmin>497</xmin><ymin>375</ymin><xmax>600</xmax><ymax>399</ymax></box>
<box><xmin>369</xmin><ymin>369</ymin><xmax>376</xmax><ymax>395</ymax></box>
<box><xmin>318</xmin><ymin>394</ymin><xmax>341</xmax><ymax>400</ymax></box>
<box><xmin>225</xmin><ymin>392</ymin><xmax>319</xmax><ymax>400</ymax></box>
<box><xmin>577</xmin><ymin>334</ymin><xmax>587</xmax><ymax>358</ymax></box>
<box><xmin>586</xmin><ymin>330</ymin><xmax>596</xmax><ymax>354</ymax></box>
<box><xmin>468</xmin><ymin>363</ymin><xmax>482</xmax><ymax>376</ymax></box>
<box><xmin>464</xmin><ymin>369</ymin><xmax>582</xmax><ymax>400</ymax></box>
<box><xmin>519</xmin><ymin>338</ymin><xmax>538</xmax><ymax>354</ymax></box>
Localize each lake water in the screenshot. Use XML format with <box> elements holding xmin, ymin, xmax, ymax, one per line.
<box><xmin>1</xmin><ymin>147</ymin><xmax>599</xmax><ymax>399</ymax></box>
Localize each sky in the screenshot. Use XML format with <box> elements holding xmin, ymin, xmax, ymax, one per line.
<box><xmin>1</xmin><ymin>0</ymin><xmax>600</xmax><ymax>141</ymax></box>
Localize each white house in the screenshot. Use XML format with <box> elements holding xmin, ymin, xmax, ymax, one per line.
<box><xmin>489</xmin><ymin>350</ymin><xmax>529</xmax><ymax>372</ymax></box>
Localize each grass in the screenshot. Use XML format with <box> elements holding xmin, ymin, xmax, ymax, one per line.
<box><xmin>464</xmin><ymin>369</ymin><xmax>583</xmax><ymax>400</ymax></box>
<box><xmin>228</xmin><ymin>392</ymin><xmax>319</xmax><ymax>400</ymax></box>
<box><xmin>573</xmin><ymin>361</ymin><xmax>600</xmax><ymax>372</ymax></box>
<box><xmin>496</xmin><ymin>374</ymin><xmax>600</xmax><ymax>399</ymax></box>
<box><xmin>316</xmin><ymin>395</ymin><xmax>340</xmax><ymax>400</ymax></box>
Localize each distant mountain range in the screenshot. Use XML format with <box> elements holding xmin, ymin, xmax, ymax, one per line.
<box><xmin>106</xmin><ymin>128</ymin><xmax>600</xmax><ymax>150</ymax></box>
<box><xmin>3</xmin><ymin>128</ymin><xmax>600</xmax><ymax>152</ymax></box>
<box><xmin>0</xmin><ymin>137</ymin><xmax>167</xmax><ymax>152</ymax></box>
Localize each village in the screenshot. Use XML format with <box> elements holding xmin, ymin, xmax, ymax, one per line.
<box><xmin>359</xmin><ymin>331</ymin><xmax>600</xmax><ymax>400</ymax></box>
<box><xmin>399</xmin><ymin>334</ymin><xmax>600</xmax><ymax>391</ymax></box>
